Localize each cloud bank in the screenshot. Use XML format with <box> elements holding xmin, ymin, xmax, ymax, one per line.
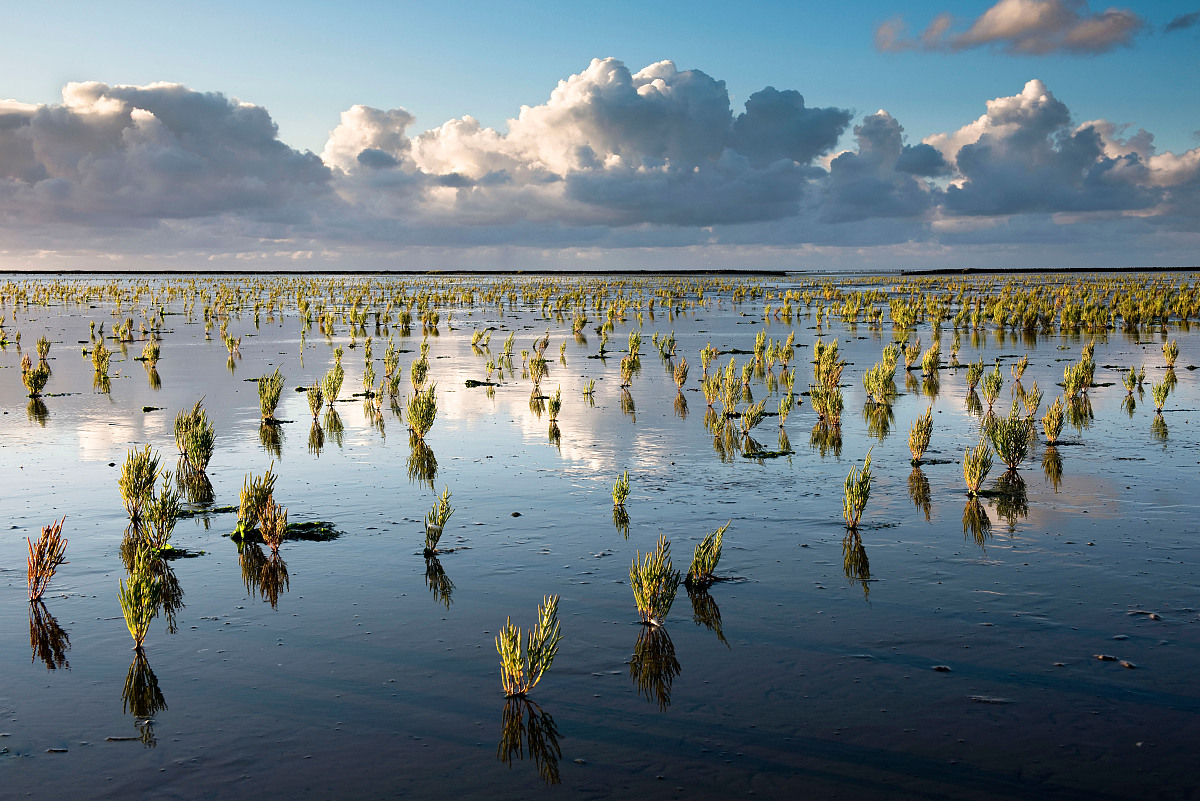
<box><xmin>0</xmin><ymin>57</ymin><xmax>1197</xmax><ymax>270</ymax></box>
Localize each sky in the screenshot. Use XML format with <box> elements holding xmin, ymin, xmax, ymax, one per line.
<box><xmin>0</xmin><ymin>0</ymin><xmax>1198</xmax><ymax>272</ymax></box>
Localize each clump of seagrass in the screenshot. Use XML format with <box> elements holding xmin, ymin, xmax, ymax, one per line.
<box><xmin>630</xmin><ymin>533</ymin><xmax>681</xmax><ymax>626</ymax></box>
<box><xmin>1163</xmin><ymin>339</ymin><xmax>1179</xmax><ymax>369</ymax></box>
<box><xmin>496</xmin><ymin>595</ymin><xmax>563</xmax><ymax>697</ymax></box>
<box><xmin>989</xmin><ymin>401</ymin><xmax>1033</xmax><ymax>472</ymax></box>
<box><xmin>22</xmin><ymin>360</ymin><xmax>50</xmax><ymax>398</ymax></box>
<box><xmin>119</xmin><ymin>544</ymin><xmax>161</xmax><ymax>650</ymax></box>
<box><xmin>612</xmin><ymin>470</ymin><xmax>630</xmax><ymax>507</ymax></box>
<box><xmin>234</xmin><ymin>466</ymin><xmax>278</xmax><ymax>540</ymax></box>
<box><xmin>908</xmin><ymin>406</ymin><xmax>933</xmax><ymax>464</ymax></box>
<box><xmin>842</xmin><ymin>450</ymin><xmax>873</xmax><ymax>531</ymax></box>
<box><xmin>119</xmin><ymin>446</ymin><xmax>161</xmax><ymax>523</ymax></box>
<box><xmin>423</xmin><ymin>485</ymin><xmax>454</xmax><ymax>556</ymax></box>
<box><xmin>27</xmin><ymin>518</ymin><xmax>67</xmax><ymax>602</ymax></box>
<box><xmin>1152</xmin><ymin>379</ymin><xmax>1170</xmax><ymax>413</ymax></box>
<box><xmin>259</xmin><ymin>501</ymin><xmax>288</xmax><ymax>555</ymax></box>
<box><xmin>174</xmin><ymin>400</ymin><xmax>215</xmax><ymax>474</ymax></box>
<box><xmin>407</xmin><ymin>383</ymin><xmax>438</xmax><ymax>439</ymax></box>
<box><xmin>1042</xmin><ymin>396</ymin><xmax>1065</xmax><ymax>444</ymax></box>
<box><xmin>684</xmin><ymin>520</ymin><xmax>730</xmax><ymax>589</ymax></box>
<box><xmin>964</xmin><ymin>440</ymin><xmax>993</xmax><ymax>496</ymax></box>
<box><xmin>258</xmin><ymin>367</ymin><xmax>285</xmax><ymax>422</ymax></box>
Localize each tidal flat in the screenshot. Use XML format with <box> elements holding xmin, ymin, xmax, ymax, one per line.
<box><xmin>2</xmin><ymin>271</ymin><xmax>1199</xmax><ymax>800</ymax></box>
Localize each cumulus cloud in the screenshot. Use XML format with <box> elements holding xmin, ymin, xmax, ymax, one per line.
<box><xmin>0</xmin><ymin>82</ymin><xmax>329</xmax><ymax>226</ymax></box>
<box><xmin>323</xmin><ymin>57</ymin><xmax>853</xmax><ymax>228</ymax></box>
<box><xmin>877</xmin><ymin>0</ymin><xmax>1145</xmax><ymax>55</ymax></box>
<box><xmin>0</xmin><ymin>60</ymin><xmax>1198</xmax><ymax>269</ymax></box>
<box><xmin>820</xmin><ymin>111</ymin><xmax>946</xmax><ymax>223</ymax></box>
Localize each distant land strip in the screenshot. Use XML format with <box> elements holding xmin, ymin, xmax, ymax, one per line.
<box><xmin>901</xmin><ymin>266</ymin><xmax>1200</xmax><ymax>276</ymax></box>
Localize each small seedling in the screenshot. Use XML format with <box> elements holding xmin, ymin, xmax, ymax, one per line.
<box><xmin>964</xmin><ymin>441</ymin><xmax>993</xmax><ymax>496</ymax></box>
<box><xmin>1152</xmin><ymin>379</ymin><xmax>1169</xmax><ymax>413</ymax></box>
<box><xmin>496</xmin><ymin>595</ymin><xmax>563</xmax><ymax>697</ymax></box>
<box><xmin>612</xmin><ymin>470</ymin><xmax>630</xmax><ymax>507</ymax></box>
<box><xmin>424</xmin><ymin>486</ymin><xmax>454</xmax><ymax>556</ymax></box>
<box><xmin>685</xmin><ymin>520</ymin><xmax>730</xmax><ymax>589</ymax></box>
<box><xmin>259</xmin><ymin>367</ymin><xmax>285</xmax><ymax>421</ymax></box>
<box><xmin>27</xmin><ymin>518</ymin><xmax>67</xmax><ymax>602</ymax></box>
<box><xmin>1042</xmin><ymin>396</ymin><xmax>1065</xmax><ymax>443</ymax></box>
<box><xmin>908</xmin><ymin>406</ymin><xmax>933</xmax><ymax>463</ymax></box>
<box><xmin>842</xmin><ymin>450</ymin><xmax>873</xmax><ymax>530</ymax></box>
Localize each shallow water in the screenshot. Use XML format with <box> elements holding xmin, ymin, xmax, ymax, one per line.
<box><xmin>2</xmin><ymin>273</ymin><xmax>1199</xmax><ymax>800</ymax></box>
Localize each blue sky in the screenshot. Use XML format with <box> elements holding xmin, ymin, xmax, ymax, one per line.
<box><xmin>1</xmin><ymin>0</ymin><xmax>1198</xmax><ymax>270</ymax></box>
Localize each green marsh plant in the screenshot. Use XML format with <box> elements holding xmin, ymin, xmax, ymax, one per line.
<box><xmin>423</xmin><ymin>485</ymin><xmax>454</xmax><ymax>556</ymax></box>
<box><xmin>496</xmin><ymin>595</ymin><xmax>563</xmax><ymax>697</ymax></box>
<box><xmin>630</xmin><ymin>534</ymin><xmax>681</xmax><ymax>626</ymax></box>
<box><xmin>842</xmin><ymin>450</ymin><xmax>873</xmax><ymax>530</ymax></box>
<box><xmin>684</xmin><ymin>520</ymin><xmax>730</xmax><ymax>589</ymax></box>
<box><xmin>963</xmin><ymin>441</ymin><xmax>992</xmax><ymax>496</ymax></box>
<box><xmin>908</xmin><ymin>406</ymin><xmax>933</xmax><ymax>463</ymax></box>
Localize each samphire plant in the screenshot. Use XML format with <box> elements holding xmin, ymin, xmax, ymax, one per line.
<box><xmin>684</xmin><ymin>520</ymin><xmax>730</xmax><ymax>589</ymax></box>
<box><xmin>908</xmin><ymin>406</ymin><xmax>933</xmax><ymax>463</ymax></box>
<box><xmin>27</xmin><ymin>518</ymin><xmax>67</xmax><ymax>602</ymax></box>
<box><xmin>989</xmin><ymin>401</ymin><xmax>1032</xmax><ymax>471</ymax></box>
<box><xmin>258</xmin><ymin>367</ymin><xmax>285</xmax><ymax>421</ymax></box>
<box><xmin>964</xmin><ymin>440</ymin><xmax>993</xmax><ymax>496</ymax></box>
<box><xmin>496</xmin><ymin>595</ymin><xmax>563</xmax><ymax>697</ymax></box>
<box><xmin>630</xmin><ymin>533</ymin><xmax>681</xmax><ymax>626</ymax></box>
<box><xmin>234</xmin><ymin>466</ymin><xmax>278</xmax><ymax>539</ymax></box>
<box><xmin>406</xmin><ymin>383</ymin><xmax>438</xmax><ymax>439</ymax></box>
<box><xmin>612</xmin><ymin>470</ymin><xmax>630</xmax><ymax>507</ymax></box>
<box><xmin>842</xmin><ymin>450</ymin><xmax>873</xmax><ymax>530</ymax></box>
<box><xmin>119</xmin><ymin>446</ymin><xmax>161</xmax><ymax>522</ymax></box>
<box><xmin>1042</xmin><ymin>396</ymin><xmax>1065</xmax><ymax>443</ymax></box>
<box><xmin>423</xmin><ymin>485</ymin><xmax>454</xmax><ymax>556</ymax></box>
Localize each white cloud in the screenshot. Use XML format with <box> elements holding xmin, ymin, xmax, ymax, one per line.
<box><xmin>0</xmin><ymin>62</ymin><xmax>1198</xmax><ymax>269</ymax></box>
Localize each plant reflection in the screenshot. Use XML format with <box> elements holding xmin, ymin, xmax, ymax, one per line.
<box><xmin>629</xmin><ymin>624</ymin><xmax>680</xmax><ymax>711</ymax></box>
<box><xmin>810</xmin><ymin>422</ymin><xmax>842</xmax><ymax>459</ymax></box>
<box><xmin>687</xmin><ymin>587</ymin><xmax>728</xmax><ymax>646</ymax></box>
<box><xmin>547</xmin><ymin>422</ymin><xmax>561</xmax><ymax>451</ymax></box>
<box><xmin>308</xmin><ymin>420</ymin><xmax>325</xmax><ymax>456</ymax></box>
<box><xmin>497</xmin><ymin>698</ymin><xmax>562</xmax><ymax>786</ymax></box>
<box><xmin>863</xmin><ymin>402</ymin><xmax>894</xmax><ymax>441</ymax></box>
<box><xmin>408</xmin><ymin>436</ymin><xmax>438</xmax><ymax>489</ymax></box>
<box><xmin>259</xmin><ymin>421</ymin><xmax>283</xmax><ymax>459</ymax></box>
<box><xmin>176</xmin><ymin>459</ymin><xmax>215</xmax><ymax>505</ymax></box>
<box><xmin>1042</xmin><ymin>446</ymin><xmax>1063</xmax><ymax>492</ymax></box>
<box><xmin>612</xmin><ymin>505</ymin><xmax>630</xmax><ymax>539</ymax></box>
<box><xmin>424</xmin><ymin>555</ymin><xmax>454</xmax><ymax>608</ymax></box>
<box><xmin>122</xmin><ymin>649</ymin><xmax>166</xmax><ymax>748</ymax></box>
<box><xmin>240</xmin><ymin>543</ymin><xmax>290</xmax><ymax>608</ymax></box>
<box><xmin>965</xmin><ymin>390</ymin><xmax>982</xmax><ymax>418</ymax></box>
<box><xmin>1152</xmin><ymin>413</ymin><xmax>1168</xmax><ymax>442</ymax></box>
<box><xmin>962</xmin><ymin>497</ymin><xmax>992</xmax><ymax>550</ymax></box>
<box><xmin>674</xmin><ymin>391</ymin><xmax>688</xmax><ymax>419</ymax></box>
<box><xmin>26</xmin><ymin>398</ymin><xmax>49</xmax><ymax>426</ymax></box>
<box><xmin>323</xmin><ymin>408</ymin><xmax>345</xmax><ymax>448</ymax></box>
<box><xmin>993</xmin><ymin>472</ymin><xmax>1029</xmax><ymax>531</ymax></box>
<box><xmin>620</xmin><ymin>389</ymin><xmax>636</xmax><ymax>421</ymax></box>
<box><xmin>147</xmin><ymin>367</ymin><xmax>161</xmax><ymax>391</ymax></box>
<box><xmin>1121</xmin><ymin>394</ymin><xmax>1136</xmax><ymax>418</ymax></box>
<box><xmin>29</xmin><ymin>601</ymin><xmax>70</xmax><ymax>670</ymax></box>
<box><xmin>907</xmin><ymin>466</ymin><xmax>931</xmax><ymax>521</ymax></box>
<box><xmin>1068</xmin><ymin>396</ymin><xmax>1093</xmax><ymax>433</ymax></box>
<box><xmin>922</xmin><ymin>373</ymin><xmax>940</xmax><ymax>400</ymax></box>
<box><xmin>841</xmin><ymin>531</ymin><xmax>870</xmax><ymax>600</ymax></box>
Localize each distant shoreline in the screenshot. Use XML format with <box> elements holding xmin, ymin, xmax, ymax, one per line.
<box><xmin>900</xmin><ymin>265</ymin><xmax>1199</xmax><ymax>276</ymax></box>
